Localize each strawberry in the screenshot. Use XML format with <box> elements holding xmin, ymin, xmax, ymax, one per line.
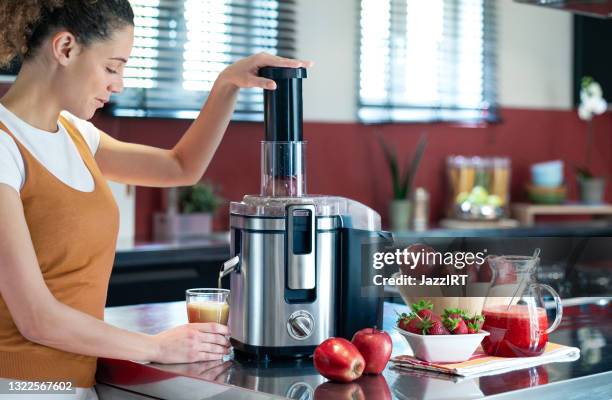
<box><xmin>396</xmin><ymin>312</ymin><xmax>421</xmax><ymax>334</ymax></box>
<box><xmin>443</xmin><ymin>316</ymin><xmax>468</xmax><ymax>334</ymax></box>
<box><xmin>443</xmin><ymin>308</ymin><xmax>468</xmax><ymax>320</ymax></box>
<box><xmin>419</xmin><ymin>316</ymin><xmax>449</xmax><ymax>335</ymax></box>
<box><xmin>411</xmin><ymin>300</ymin><xmax>440</xmax><ymax>322</ymax></box>
<box><xmin>467</xmin><ymin>323</ymin><xmax>479</xmax><ymax>334</ymax></box>
<box><xmin>396</xmin><ymin>312</ymin><xmax>411</xmax><ymax>330</ymax></box>
<box><xmin>466</xmin><ymin>314</ymin><xmax>485</xmax><ymax>334</ymax></box>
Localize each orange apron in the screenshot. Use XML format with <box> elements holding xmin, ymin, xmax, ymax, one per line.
<box><xmin>0</xmin><ymin>116</ymin><xmax>119</xmax><ymax>387</ymax></box>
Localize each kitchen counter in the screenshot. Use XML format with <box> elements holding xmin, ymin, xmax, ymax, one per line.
<box><xmin>113</xmin><ymin>233</ymin><xmax>230</xmax><ymax>269</ymax></box>
<box><xmin>394</xmin><ymin>220</ymin><xmax>612</xmax><ymax>238</ymax></box>
<box><xmin>96</xmin><ymin>298</ymin><xmax>612</xmax><ymax>400</ymax></box>
<box><xmin>110</xmin><ymin>222</ymin><xmax>612</xmax><ymax>269</ymax></box>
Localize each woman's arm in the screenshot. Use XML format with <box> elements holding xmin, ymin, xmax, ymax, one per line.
<box><xmin>0</xmin><ymin>184</ymin><xmax>229</xmax><ymax>363</ymax></box>
<box><xmin>95</xmin><ymin>53</ymin><xmax>312</xmax><ymax>187</ymax></box>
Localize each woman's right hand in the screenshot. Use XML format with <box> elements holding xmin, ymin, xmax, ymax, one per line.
<box><xmin>151</xmin><ymin>323</ymin><xmax>231</xmax><ymax>363</ymax></box>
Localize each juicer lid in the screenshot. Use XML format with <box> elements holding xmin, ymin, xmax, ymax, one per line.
<box><xmin>230</xmin><ymin>195</ymin><xmax>381</xmax><ymax>231</ymax></box>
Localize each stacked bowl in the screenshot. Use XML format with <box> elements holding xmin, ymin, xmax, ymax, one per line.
<box><xmin>527</xmin><ymin>160</ymin><xmax>566</xmax><ymax>204</ymax></box>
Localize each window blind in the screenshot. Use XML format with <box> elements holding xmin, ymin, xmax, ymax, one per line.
<box><xmin>358</xmin><ymin>0</ymin><xmax>497</xmax><ymax>123</ymax></box>
<box><xmin>111</xmin><ymin>0</ymin><xmax>296</xmax><ymax>120</ymax></box>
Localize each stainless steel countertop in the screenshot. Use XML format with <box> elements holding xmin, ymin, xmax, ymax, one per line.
<box><xmin>96</xmin><ymin>298</ymin><xmax>612</xmax><ymax>400</ymax></box>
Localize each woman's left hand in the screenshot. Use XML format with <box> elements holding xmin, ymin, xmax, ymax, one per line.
<box><xmin>219</xmin><ymin>52</ymin><xmax>313</xmax><ymax>90</ymax></box>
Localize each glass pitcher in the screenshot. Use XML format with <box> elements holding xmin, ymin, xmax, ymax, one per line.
<box><xmin>481</xmin><ymin>254</ymin><xmax>563</xmax><ymax>357</ymax></box>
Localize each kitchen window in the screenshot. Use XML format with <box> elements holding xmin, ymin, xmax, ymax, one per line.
<box><xmin>111</xmin><ymin>0</ymin><xmax>296</xmax><ymax>120</ymax></box>
<box><xmin>358</xmin><ymin>0</ymin><xmax>497</xmax><ymax>123</ymax></box>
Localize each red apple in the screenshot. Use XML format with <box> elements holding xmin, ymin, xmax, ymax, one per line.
<box><xmin>461</xmin><ymin>253</ymin><xmax>481</xmax><ymax>283</ymax></box>
<box><xmin>478</xmin><ymin>257</ymin><xmax>494</xmax><ymax>283</ymax></box>
<box><xmin>314</xmin><ymin>382</ymin><xmax>364</xmax><ymax>400</ymax></box>
<box><xmin>355</xmin><ymin>375</ymin><xmax>392</xmax><ymax>400</ymax></box>
<box><xmin>465</xmin><ymin>261</ymin><xmax>480</xmax><ymax>282</ymax></box>
<box><xmin>351</xmin><ymin>328</ymin><xmax>392</xmax><ymax>375</ymax></box>
<box><xmin>400</xmin><ymin>243</ymin><xmax>438</xmax><ymax>278</ymax></box>
<box><xmin>437</xmin><ymin>251</ymin><xmax>480</xmax><ymax>283</ymax></box>
<box><xmin>478</xmin><ymin>257</ymin><xmax>493</xmax><ymax>283</ymax></box>
<box><xmin>314</xmin><ymin>338</ymin><xmax>365</xmax><ymax>383</ymax></box>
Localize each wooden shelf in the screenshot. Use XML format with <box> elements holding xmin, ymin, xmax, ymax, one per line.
<box><xmin>439</xmin><ymin>218</ymin><xmax>520</xmax><ymax>229</ymax></box>
<box><xmin>512</xmin><ymin>203</ymin><xmax>612</xmax><ymax>226</ymax></box>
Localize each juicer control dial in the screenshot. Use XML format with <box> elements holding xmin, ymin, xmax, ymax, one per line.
<box><xmin>287</xmin><ymin>311</ymin><xmax>314</xmax><ymax>340</ymax></box>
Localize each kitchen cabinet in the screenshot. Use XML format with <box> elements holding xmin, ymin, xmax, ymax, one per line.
<box><xmin>107</xmin><ymin>235</ymin><xmax>230</xmax><ymax>307</ymax></box>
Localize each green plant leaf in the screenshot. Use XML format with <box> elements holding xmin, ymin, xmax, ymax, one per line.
<box><xmin>575</xmin><ymin>165</ymin><xmax>594</xmax><ymax>179</ymax></box>
<box><xmin>400</xmin><ymin>133</ymin><xmax>427</xmax><ymax>199</ymax></box>
<box><xmin>179</xmin><ymin>182</ymin><xmax>224</xmax><ymax>214</ymax></box>
<box><xmin>379</xmin><ymin>132</ymin><xmax>428</xmax><ymax>200</ymax></box>
<box><xmin>378</xmin><ymin>134</ymin><xmax>402</xmax><ymax>198</ymax></box>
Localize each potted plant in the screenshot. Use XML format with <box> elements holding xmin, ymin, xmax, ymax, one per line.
<box><xmin>153</xmin><ymin>182</ymin><xmax>224</xmax><ymax>241</ymax></box>
<box><xmin>179</xmin><ymin>182</ymin><xmax>223</xmax><ymax>215</ymax></box>
<box><xmin>576</xmin><ymin>76</ymin><xmax>608</xmax><ymax>204</ymax></box>
<box><xmin>379</xmin><ymin>133</ymin><xmax>427</xmax><ymax>231</ymax></box>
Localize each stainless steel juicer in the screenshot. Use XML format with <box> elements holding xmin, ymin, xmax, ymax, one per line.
<box><xmin>220</xmin><ymin>67</ymin><xmax>389</xmax><ymax>359</ymax></box>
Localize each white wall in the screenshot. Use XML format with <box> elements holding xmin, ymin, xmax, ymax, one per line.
<box><xmin>295</xmin><ymin>0</ymin><xmax>358</xmax><ymax>122</ymax></box>
<box><xmin>108</xmin><ymin>181</ymin><xmax>135</xmax><ymax>250</ymax></box>
<box><xmin>295</xmin><ymin>0</ymin><xmax>573</xmax><ymax>123</ymax></box>
<box><xmin>497</xmin><ymin>0</ymin><xmax>572</xmax><ymax>109</ymax></box>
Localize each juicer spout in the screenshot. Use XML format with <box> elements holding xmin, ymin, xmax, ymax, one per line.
<box><xmin>218</xmin><ymin>255</ymin><xmax>240</xmax><ymax>285</ymax></box>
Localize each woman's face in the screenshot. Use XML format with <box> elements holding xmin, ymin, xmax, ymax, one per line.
<box><xmin>61</xmin><ymin>24</ymin><xmax>134</xmax><ymax>120</ymax></box>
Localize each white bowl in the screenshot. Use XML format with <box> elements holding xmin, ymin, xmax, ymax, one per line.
<box><xmin>395</xmin><ymin>327</ymin><xmax>490</xmax><ymax>363</ymax></box>
<box><xmin>531</xmin><ymin>160</ymin><xmax>564</xmax><ymax>188</ymax></box>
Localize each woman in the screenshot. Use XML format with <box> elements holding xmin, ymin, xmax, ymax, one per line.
<box><xmin>0</xmin><ymin>0</ymin><xmax>311</xmax><ymax>397</ymax></box>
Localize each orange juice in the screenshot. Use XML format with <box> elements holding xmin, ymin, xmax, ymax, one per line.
<box><xmin>187</xmin><ymin>301</ymin><xmax>229</xmax><ymax>324</ymax></box>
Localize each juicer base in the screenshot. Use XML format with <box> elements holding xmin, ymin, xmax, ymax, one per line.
<box><xmin>231</xmin><ymin>338</ymin><xmax>315</xmax><ymax>360</ymax></box>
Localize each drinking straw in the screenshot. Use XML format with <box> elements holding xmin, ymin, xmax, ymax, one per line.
<box><xmin>505</xmin><ymin>248</ymin><xmax>541</xmax><ymax>311</ymax></box>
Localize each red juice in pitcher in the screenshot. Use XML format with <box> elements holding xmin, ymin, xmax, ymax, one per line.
<box><xmin>481</xmin><ymin>305</ymin><xmax>549</xmax><ymax>357</ymax></box>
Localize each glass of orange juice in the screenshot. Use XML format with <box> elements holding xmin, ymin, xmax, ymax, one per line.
<box><xmin>186</xmin><ymin>288</ymin><xmax>230</xmax><ymax>325</ymax></box>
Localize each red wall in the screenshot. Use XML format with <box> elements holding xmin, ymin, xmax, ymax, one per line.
<box><xmin>0</xmin><ymin>77</ymin><xmax>608</xmax><ymax>239</ymax></box>
<box><xmin>89</xmin><ymin>108</ymin><xmax>612</xmax><ymax>241</ymax></box>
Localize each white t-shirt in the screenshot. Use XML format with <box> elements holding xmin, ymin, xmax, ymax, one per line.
<box><xmin>0</xmin><ymin>103</ymin><xmax>101</xmax><ymax>194</ymax></box>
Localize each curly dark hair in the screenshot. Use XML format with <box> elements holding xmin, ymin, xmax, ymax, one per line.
<box><xmin>0</xmin><ymin>0</ymin><xmax>134</xmax><ymax>68</ymax></box>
